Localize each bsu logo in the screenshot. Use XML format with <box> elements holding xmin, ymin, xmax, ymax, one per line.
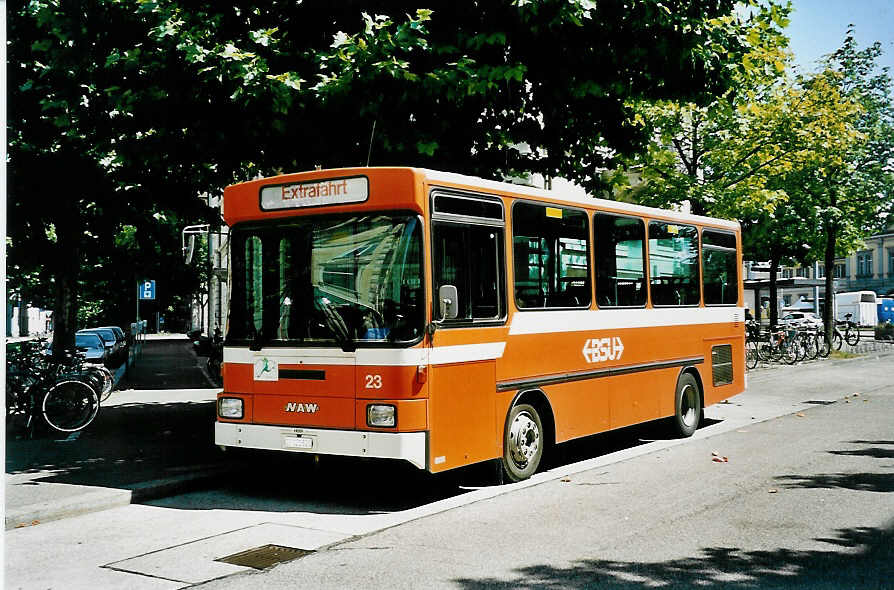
<box><xmin>284</xmin><ymin>402</ymin><xmax>320</xmax><ymax>413</ymax></box>
<box><xmin>582</xmin><ymin>336</ymin><xmax>625</xmax><ymax>363</ymax></box>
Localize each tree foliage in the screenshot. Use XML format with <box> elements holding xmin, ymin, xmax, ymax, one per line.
<box><xmin>8</xmin><ymin>0</ymin><xmax>756</xmax><ymax>351</ymax></box>
<box><xmin>609</xmin><ymin>5</ymin><xmax>894</xmax><ymax>326</ymax></box>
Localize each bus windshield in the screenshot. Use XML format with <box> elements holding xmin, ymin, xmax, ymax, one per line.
<box><xmin>229</xmin><ymin>213</ymin><xmax>424</xmax><ymax>349</ymax></box>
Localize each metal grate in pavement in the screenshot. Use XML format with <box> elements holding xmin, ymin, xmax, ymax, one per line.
<box><xmin>216</xmin><ymin>544</ymin><xmax>313</xmax><ymax>570</ymax></box>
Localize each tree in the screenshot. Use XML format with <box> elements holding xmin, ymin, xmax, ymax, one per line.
<box><xmin>608</xmin><ymin>9</ymin><xmax>894</xmax><ymax>328</ymax></box>
<box><xmin>607</xmin><ymin>1</ymin><xmax>793</xmax><ymax>217</ymax></box>
<box><xmin>8</xmin><ymin>1</ymin><xmax>757</xmax><ymax>353</ymax></box>
<box><xmin>8</xmin><ymin>2</ymin><xmax>215</xmax><ymax>354</ymax></box>
<box><xmin>795</xmin><ymin>35</ymin><xmax>894</xmax><ymax>337</ymax></box>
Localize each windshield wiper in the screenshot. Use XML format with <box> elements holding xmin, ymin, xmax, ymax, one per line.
<box><xmin>316</xmin><ymin>296</ymin><xmax>355</xmax><ymax>353</ymax></box>
<box><xmin>248</xmin><ymin>326</ymin><xmax>266</xmax><ymax>351</ymax></box>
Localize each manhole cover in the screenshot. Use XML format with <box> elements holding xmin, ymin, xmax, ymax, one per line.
<box><xmin>216</xmin><ymin>544</ymin><xmax>313</xmax><ymax>570</ymax></box>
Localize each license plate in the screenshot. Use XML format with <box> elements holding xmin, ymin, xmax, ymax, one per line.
<box><xmin>283</xmin><ymin>436</ymin><xmax>313</xmax><ymax>450</ymax></box>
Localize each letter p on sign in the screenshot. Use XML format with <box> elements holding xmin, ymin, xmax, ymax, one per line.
<box><xmin>140</xmin><ymin>280</ymin><xmax>156</xmax><ymax>300</ymax></box>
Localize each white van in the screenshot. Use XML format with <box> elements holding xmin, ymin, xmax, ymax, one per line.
<box><xmin>836</xmin><ymin>291</ymin><xmax>878</xmax><ymax>326</ymax></box>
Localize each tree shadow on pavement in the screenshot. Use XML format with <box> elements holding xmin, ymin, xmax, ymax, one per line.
<box><xmin>452</xmin><ymin>523</ymin><xmax>894</xmax><ymax>589</ymax></box>
<box><xmin>775</xmin><ymin>472</ymin><xmax>894</xmax><ymax>493</ymax></box>
<box><xmin>5</xmin><ymin>400</ymin><xmax>224</xmax><ymax>489</ymax></box>
<box><xmin>828</xmin><ymin>447</ymin><xmax>894</xmax><ymax>459</ymax></box>
<box><xmin>771</xmin><ymin>438</ymin><xmax>894</xmax><ymax>493</ymax></box>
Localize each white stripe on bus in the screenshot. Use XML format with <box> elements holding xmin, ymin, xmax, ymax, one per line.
<box><xmin>507</xmin><ymin>307</ymin><xmax>745</xmax><ymax>336</ymax></box>
<box><xmin>223</xmin><ymin>343</ymin><xmax>506</xmax><ymax>367</ymax></box>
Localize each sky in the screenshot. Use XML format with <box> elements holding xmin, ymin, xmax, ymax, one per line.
<box><xmin>785</xmin><ymin>0</ymin><xmax>894</xmax><ymax>73</ymax></box>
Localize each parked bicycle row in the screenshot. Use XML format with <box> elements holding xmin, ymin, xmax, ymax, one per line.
<box><xmin>6</xmin><ymin>339</ymin><xmax>116</xmax><ymax>438</ymax></box>
<box><xmin>745</xmin><ymin>313</ymin><xmax>863</xmax><ymax>369</ymax></box>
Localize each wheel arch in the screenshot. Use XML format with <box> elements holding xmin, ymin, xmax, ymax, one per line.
<box><xmin>677</xmin><ymin>365</ymin><xmax>705</xmax><ymax>409</ymax></box>
<box><xmin>508</xmin><ymin>388</ymin><xmax>557</xmax><ymax>447</ymax></box>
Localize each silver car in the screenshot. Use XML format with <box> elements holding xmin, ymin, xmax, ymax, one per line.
<box><xmin>780</xmin><ymin>311</ymin><xmax>824</xmax><ymax>329</ymax></box>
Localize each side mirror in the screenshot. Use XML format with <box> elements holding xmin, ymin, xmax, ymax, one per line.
<box><xmin>439</xmin><ymin>284</ymin><xmax>459</xmax><ymax>320</ymax></box>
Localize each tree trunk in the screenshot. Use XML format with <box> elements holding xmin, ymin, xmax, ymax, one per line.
<box><xmin>823</xmin><ymin>220</ymin><xmax>837</xmax><ymax>345</ymax></box>
<box><xmin>50</xmin><ymin>198</ymin><xmax>81</xmax><ymax>360</ymax></box>
<box><xmin>768</xmin><ymin>254</ymin><xmax>780</xmax><ymax>327</ymax></box>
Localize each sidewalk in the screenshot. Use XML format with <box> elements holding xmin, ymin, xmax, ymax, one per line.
<box><xmin>4</xmin><ymin>336</ymin><xmax>229</xmax><ymax>529</ymax></box>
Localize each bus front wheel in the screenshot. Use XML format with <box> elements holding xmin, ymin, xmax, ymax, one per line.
<box><xmin>502</xmin><ymin>403</ymin><xmax>543</xmax><ymax>482</ymax></box>
<box><xmin>672</xmin><ymin>373</ymin><xmax>701</xmax><ymax>438</ymax></box>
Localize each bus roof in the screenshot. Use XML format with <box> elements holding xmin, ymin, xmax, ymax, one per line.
<box><xmin>224</xmin><ymin>167</ymin><xmax>740</xmax><ymax>231</ymax></box>
<box><xmin>420</xmin><ymin>168</ymin><xmax>740</xmax><ymax>231</ymax></box>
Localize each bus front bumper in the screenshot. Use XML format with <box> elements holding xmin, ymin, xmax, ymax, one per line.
<box><xmin>215</xmin><ymin>422</ymin><xmax>428</xmax><ymax>470</ymax></box>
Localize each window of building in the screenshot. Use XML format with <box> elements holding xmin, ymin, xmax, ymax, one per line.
<box><xmin>648</xmin><ymin>221</ymin><xmax>699</xmax><ymax>306</ymax></box>
<box><xmin>888</xmin><ymin>248</ymin><xmax>894</xmax><ymax>276</ymax></box>
<box><xmin>513</xmin><ymin>202</ymin><xmax>590</xmax><ymax>309</ymax></box>
<box><xmin>817</xmin><ymin>265</ymin><xmax>825</xmax><ymax>278</ymax></box>
<box><xmin>833</xmin><ymin>263</ymin><xmax>846</xmax><ymax>278</ymax></box>
<box><xmin>594</xmin><ymin>214</ymin><xmax>647</xmax><ymax>307</ymax></box>
<box><xmin>782</xmin><ymin>268</ymin><xmax>793</xmax><ymax>279</ymax></box>
<box><xmin>702</xmin><ymin>230</ymin><xmax>738</xmax><ymax>305</ymax></box>
<box><xmin>796</xmin><ymin>267</ymin><xmax>809</xmax><ymax>278</ymax></box>
<box><xmin>857</xmin><ymin>251</ymin><xmax>873</xmax><ymax>277</ymax></box>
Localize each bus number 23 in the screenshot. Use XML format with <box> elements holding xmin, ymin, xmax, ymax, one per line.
<box><xmin>365</xmin><ymin>374</ymin><xmax>383</xmax><ymax>389</ymax></box>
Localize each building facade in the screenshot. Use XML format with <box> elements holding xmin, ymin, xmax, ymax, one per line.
<box><xmin>780</xmin><ymin>227</ymin><xmax>894</xmax><ymax>298</ymax></box>
<box><xmin>745</xmin><ymin>226</ymin><xmax>894</xmax><ymax>321</ymax></box>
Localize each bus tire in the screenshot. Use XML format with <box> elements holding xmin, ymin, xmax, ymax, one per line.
<box><xmin>502</xmin><ymin>403</ymin><xmax>543</xmax><ymax>482</ymax></box>
<box><xmin>672</xmin><ymin>372</ymin><xmax>701</xmax><ymax>438</ymax></box>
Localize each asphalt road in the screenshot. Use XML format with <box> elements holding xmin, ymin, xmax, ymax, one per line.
<box><xmin>196</xmin><ymin>353</ymin><xmax>894</xmax><ymax>590</ymax></box>
<box><xmin>5</xmin><ymin>350</ymin><xmax>893</xmax><ymax>589</ymax></box>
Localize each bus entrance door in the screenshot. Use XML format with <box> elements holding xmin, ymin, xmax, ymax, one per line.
<box><xmin>427</xmin><ymin>328</ymin><xmax>502</xmax><ymax>472</ymax></box>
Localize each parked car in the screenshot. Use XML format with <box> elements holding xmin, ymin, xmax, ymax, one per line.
<box><xmin>96</xmin><ymin>325</ymin><xmax>130</xmax><ymax>359</ymax></box>
<box><xmin>78</xmin><ymin>328</ymin><xmax>125</xmax><ymax>365</ymax></box>
<box><xmin>73</xmin><ymin>332</ymin><xmax>110</xmax><ymax>365</ymax></box>
<box><xmin>779</xmin><ymin>311</ymin><xmax>824</xmax><ymax>329</ymax></box>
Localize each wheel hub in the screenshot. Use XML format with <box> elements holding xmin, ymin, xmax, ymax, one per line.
<box><xmin>680</xmin><ymin>384</ymin><xmax>698</xmax><ymax>428</ymax></box>
<box><xmin>509</xmin><ymin>411</ymin><xmax>540</xmax><ymax>467</ymax></box>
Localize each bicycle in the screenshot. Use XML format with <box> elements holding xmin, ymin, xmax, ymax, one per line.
<box><xmin>6</xmin><ymin>341</ymin><xmax>101</xmax><ymax>436</ymax></box>
<box><xmin>745</xmin><ymin>319</ymin><xmax>761</xmax><ymax>369</ymax></box>
<box><xmin>745</xmin><ymin>338</ymin><xmax>760</xmax><ymax>370</ymax></box>
<box><xmin>758</xmin><ymin>325</ymin><xmax>784</xmax><ymax>363</ymax></box>
<box><xmin>797</xmin><ymin>325</ymin><xmax>820</xmax><ymax>361</ymax></box>
<box><xmin>835</xmin><ymin>313</ymin><xmax>860</xmax><ymax>348</ymax></box>
<box><xmin>763</xmin><ymin>325</ymin><xmax>800</xmax><ymax>365</ymax></box>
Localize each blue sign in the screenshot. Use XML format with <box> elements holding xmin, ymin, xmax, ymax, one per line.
<box><xmin>139</xmin><ymin>280</ymin><xmax>156</xmax><ymax>300</ymax></box>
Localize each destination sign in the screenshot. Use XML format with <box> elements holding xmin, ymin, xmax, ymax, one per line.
<box><xmin>260</xmin><ymin>176</ymin><xmax>369</xmax><ymax>210</ymax></box>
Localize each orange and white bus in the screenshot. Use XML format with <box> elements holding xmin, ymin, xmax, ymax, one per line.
<box><xmin>215</xmin><ymin>167</ymin><xmax>745</xmax><ymax>481</ymax></box>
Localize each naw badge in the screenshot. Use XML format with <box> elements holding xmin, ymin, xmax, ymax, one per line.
<box><xmin>253</xmin><ymin>356</ymin><xmax>279</xmax><ymax>381</ymax></box>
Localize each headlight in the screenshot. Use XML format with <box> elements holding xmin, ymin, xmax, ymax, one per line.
<box><xmin>218</xmin><ymin>397</ymin><xmax>244</xmax><ymax>419</ymax></box>
<box><xmin>367</xmin><ymin>404</ymin><xmax>396</xmax><ymax>428</ymax></box>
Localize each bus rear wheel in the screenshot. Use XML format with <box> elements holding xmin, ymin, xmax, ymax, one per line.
<box><xmin>672</xmin><ymin>373</ymin><xmax>701</xmax><ymax>438</ymax></box>
<box><xmin>502</xmin><ymin>403</ymin><xmax>543</xmax><ymax>482</ymax></box>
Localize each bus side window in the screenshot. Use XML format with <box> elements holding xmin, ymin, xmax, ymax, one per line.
<box><xmin>648</xmin><ymin>222</ymin><xmax>700</xmax><ymax>307</ymax></box>
<box><xmin>594</xmin><ymin>214</ymin><xmax>646</xmax><ymax>307</ymax></box>
<box><xmin>702</xmin><ymin>230</ymin><xmax>738</xmax><ymax>305</ymax></box>
<box><xmin>512</xmin><ymin>203</ymin><xmax>590</xmax><ymax>310</ymax></box>
<box><xmin>432</xmin><ymin>223</ymin><xmax>505</xmax><ymax>322</ymax></box>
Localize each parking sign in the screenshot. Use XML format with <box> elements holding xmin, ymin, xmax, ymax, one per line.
<box><xmin>140</xmin><ymin>280</ymin><xmax>156</xmax><ymax>300</ymax></box>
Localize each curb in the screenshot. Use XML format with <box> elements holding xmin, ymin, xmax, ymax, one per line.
<box><xmin>5</xmin><ymin>466</ymin><xmax>233</xmax><ymax>531</ymax></box>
